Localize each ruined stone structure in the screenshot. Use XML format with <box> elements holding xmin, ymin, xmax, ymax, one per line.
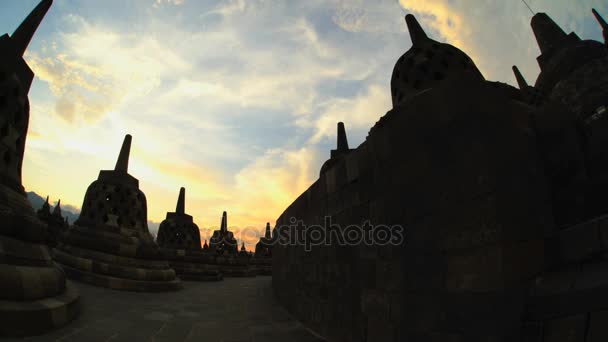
<box><xmin>53</xmin><ymin>135</ymin><xmax>181</xmax><ymax>291</ymax></box>
<box><xmin>273</xmin><ymin>11</ymin><xmax>608</xmax><ymax>341</ymax></box>
<box><xmin>0</xmin><ymin>0</ymin><xmax>80</xmax><ymax>336</ymax></box>
<box><xmin>157</xmin><ymin>187</ymin><xmax>222</xmax><ymax>281</ymax></box>
<box><xmin>252</xmin><ymin>222</ymin><xmax>273</xmax><ymax>275</ymax></box>
<box><xmin>37</xmin><ymin>197</ymin><xmax>68</xmax><ymax>246</ymax></box>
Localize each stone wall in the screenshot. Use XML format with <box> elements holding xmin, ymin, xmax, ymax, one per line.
<box><xmin>523</xmin><ymin>214</ymin><xmax>608</xmax><ymax>341</ymax></box>
<box><xmin>273</xmin><ymin>76</ymin><xmax>556</xmax><ymax>341</ymax></box>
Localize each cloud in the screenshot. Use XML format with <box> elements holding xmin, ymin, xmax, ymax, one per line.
<box><xmin>26</xmin><ymin>15</ymin><xmax>190</xmax><ymax>123</ymax></box>
<box><xmin>20</xmin><ymin>0</ymin><xmax>608</xmax><ymax>249</ymax></box>
<box><xmin>332</xmin><ymin>0</ymin><xmax>405</xmax><ymax>34</ymax></box>
<box><xmin>309</xmin><ymin>83</ymin><xmax>391</xmax><ymax>144</ymax></box>
<box><xmin>154</xmin><ymin>0</ymin><xmax>185</xmax><ymax>7</ymax></box>
<box><xmin>397</xmin><ymin>0</ymin><xmax>608</xmax><ymax>84</ymax></box>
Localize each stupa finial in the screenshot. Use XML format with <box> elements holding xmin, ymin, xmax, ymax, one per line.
<box><xmin>512</xmin><ymin>65</ymin><xmax>529</xmax><ymax>90</ymax></box>
<box><xmin>221</xmin><ymin>211</ymin><xmax>227</xmax><ymax>233</ymax></box>
<box><xmin>592</xmin><ymin>8</ymin><xmax>608</xmax><ymax>46</ymax></box>
<box><xmin>531</xmin><ymin>12</ymin><xmax>568</xmax><ymax>54</ymax></box>
<box><xmin>11</xmin><ymin>0</ymin><xmax>53</xmax><ymax>57</ymax></box>
<box><xmin>337</xmin><ymin>122</ymin><xmax>349</xmax><ymax>151</ymax></box>
<box><xmin>405</xmin><ymin>14</ymin><xmax>428</xmax><ymax>45</ymax></box>
<box><xmin>114</xmin><ymin>134</ymin><xmax>132</xmax><ymax>173</ymax></box>
<box><xmin>176</xmin><ymin>187</ymin><xmax>185</xmax><ymax>214</ymax></box>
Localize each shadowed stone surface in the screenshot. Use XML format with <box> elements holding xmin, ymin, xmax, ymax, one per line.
<box><xmin>273</xmin><ymin>10</ymin><xmax>608</xmax><ymax>342</ymax></box>
<box><xmin>4</xmin><ymin>277</ymin><xmax>325</xmax><ymax>342</ymax></box>
<box><xmin>0</xmin><ymin>0</ymin><xmax>80</xmax><ymax>336</ymax></box>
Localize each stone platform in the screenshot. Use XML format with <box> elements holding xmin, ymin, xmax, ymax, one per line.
<box><xmin>5</xmin><ymin>277</ymin><xmax>325</xmax><ymax>342</ymax></box>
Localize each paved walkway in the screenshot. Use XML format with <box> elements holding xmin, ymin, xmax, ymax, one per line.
<box><xmin>6</xmin><ymin>277</ymin><xmax>325</xmax><ymax>342</ymax></box>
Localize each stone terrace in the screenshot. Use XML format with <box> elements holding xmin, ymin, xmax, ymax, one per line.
<box><xmin>5</xmin><ymin>278</ymin><xmax>324</xmax><ymax>342</ymax></box>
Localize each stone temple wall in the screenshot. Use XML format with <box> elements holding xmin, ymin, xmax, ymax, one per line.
<box><xmin>272</xmin><ymin>76</ymin><xmax>558</xmax><ymax>341</ymax></box>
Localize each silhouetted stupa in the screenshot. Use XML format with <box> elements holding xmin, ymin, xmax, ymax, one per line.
<box><xmin>209</xmin><ymin>211</ymin><xmax>255</xmax><ymax>277</ymax></box>
<box><xmin>0</xmin><ymin>0</ymin><xmax>80</xmax><ymax>336</ymax></box>
<box><xmin>209</xmin><ymin>211</ymin><xmax>238</xmax><ymax>254</ymax></box>
<box><xmin>53</xmin><ymin>135</ymin><xmax>181</xmax><ymax>291</ymax></box>
<box><xmin>37</xmin><ymin>196</ymin><xmax>68</xmax><ymax>246</ymax></box>
<box><xmin>252</xmin><ymin>222</ymin><xmax>274</xmax><ymax>275</ymax></box>
<box><xmin>157</xmin><ymin>187</ymin><xmax>222</xmax><ymax>281</ymax></box>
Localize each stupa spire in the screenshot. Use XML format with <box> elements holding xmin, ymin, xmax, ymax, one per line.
<box><xmin>52</xmin><ymin>199</ymin><xmax>62</xmax><ymax>216</ymax></box>
<box><xmin>176</xmin><ymin>187</ymin><xmax>185</xmax><ymax>214</ymax></box>
<box><xmin>337</xmin><ymin>122</ymin><xmax>349</xmax><ymax>151</ymax></box>
<box><xmin>531</xmin><ymin>13</ymin><xmax>568</xmax><ymax>54</ymax></box>
<box><xmin>221</xmin><ymin>211</ymin><xmax>227</xmax><ymax>233</ymax></box>
<box><xmin>265</xmin><ymin>222</ymin><xmax>271</xmax><ymax>239</ymax></box>
<box><xmin>11</xmin><ymin>0</ymin><xmax>53</xmax><ymax>57</ymax></box>
<box><xmin>405</xmin><ymin>14</ymin><xmax>428</xmax><ymax>45</ymax></box>
<box><xmin>512</xmin><ymin>65</ymin><xmax>529</xmax><ymax>90</ymax></box>
<box><xmin>592</xmin><ymin>8</ymin><xmax>608</xmax><ymax>46</ymax></box>
<box><xmin>114</xmin><ymin>134</ymin><xmax>132</xmax><ymax>173</ymax></box>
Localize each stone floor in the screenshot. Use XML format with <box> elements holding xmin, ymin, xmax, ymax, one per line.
<box><xmin>6</xmin><ymin>277</ymin><xmax>325</xmax><ymax>342</ymax></box>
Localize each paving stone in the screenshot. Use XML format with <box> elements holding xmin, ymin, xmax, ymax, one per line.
<box><xmin>20</xmin><ymin>277</ymin><xmax>324</xmax><ymax>341</ymax></box>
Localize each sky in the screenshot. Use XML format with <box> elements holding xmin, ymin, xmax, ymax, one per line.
<box><xmin>1</xmin><ymin>0</ymin><xmax>606</xmax><ymax>249</ymax></box>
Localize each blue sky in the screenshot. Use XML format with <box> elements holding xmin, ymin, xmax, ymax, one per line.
<box><xmin>1</xmin><ymin>0</ymin><xmax>606</xmax><ymax>247</ymax></box>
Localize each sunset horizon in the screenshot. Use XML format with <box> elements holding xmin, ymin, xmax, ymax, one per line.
<box><xmin>2</xmin><ymin>0</ymin><xmax>605</xmax><ymax>251</ymax></box>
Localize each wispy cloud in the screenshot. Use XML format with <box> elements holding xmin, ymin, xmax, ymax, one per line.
<box><xmin>7</xmin><ymin>0</ymin><xmax>606</xmax><ymax>250</ymax></box>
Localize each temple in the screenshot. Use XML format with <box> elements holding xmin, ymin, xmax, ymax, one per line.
<box><xmin>156</xmin><ymin>187</ymin><xmax>222</xmax><ymax>281</ymax></box>
<box><xmin>0</xmin><ymin>0</ymin><xmax>80</xmax><ymax>336</ymax></box>
<box><xmin>53</xmin><ymin>134</ymin><xmax>181</xmax><ymax>291</ymax></box>
<box><xmin>273</xmin><ymin>11</ymin><xmax>608</xmax><ymax>341</ymax></box>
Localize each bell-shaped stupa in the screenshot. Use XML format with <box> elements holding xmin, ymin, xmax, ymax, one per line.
<box><xmin>53</xmin><ymin>135</ymin><xmax>181</xmax><ymax>291</ymax></box>
<box><xmin>157</xmin><ymin>187</ymin><xmax>222</xmax><ymax>281</ymax></box>
<box><xmin>209</xmin><ymin>211</ymin><xmax>256</xmax><ymax>276</ymax></box>
<box><xmin>252</xmin><ymin>222</ymin><xmax>274</xmax><ymax>275</ymax></box>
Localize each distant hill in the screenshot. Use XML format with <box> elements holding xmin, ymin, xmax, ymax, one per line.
<box><xmin>27</xmin><ymin>191</ymin><xmax>80</xmax><ymax>224</ymax></box>
<box><xmin>26</xmin><ymin>191</ymin><xmax>161</xmax><ymax>234</ymax></box>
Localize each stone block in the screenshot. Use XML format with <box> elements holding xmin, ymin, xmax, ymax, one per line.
<box><xmin>559</xmin><ymin>220</ymin><xmax>601</xmax><ymax>263</ymax></box>
<box><xmin>446</xmin><ymin>245</ymin><xmax>503</xmax><ymax>292</ymax></box>
<box><xmin>543</xmin><ymin>314</ymin><xmax>587</xmax><ymax>342</ymax></box>
<box><xmin>366</xmin><ymin>316</ymin><xmax>394</xmax><ymax>342</ymax></box>
<box><xmin>520</xmin><ymin>321</ymin><xmax>543</xmax><ymax>342</ymax></box>
<box><xmin>588</xmin><ymin>310</ymin><xmax>608</xmax><ymax>342</ymax></box>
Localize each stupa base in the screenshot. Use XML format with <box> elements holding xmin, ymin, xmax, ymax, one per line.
<box><xmin>59</xmin><ymin>264</ymin><xmax>182</xmax><ymax>292</ymax></box>
<box><xmin>169</xmin><ymin>260</ymin><xmax>223</xmax><ymax>282</ymax></box>
<box><xmin>0</xmin><ymin>281</ymin><xmax>80</xmax><ymax>337</ymax></box>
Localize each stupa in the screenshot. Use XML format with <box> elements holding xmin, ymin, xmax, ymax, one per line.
<box><xmin>37</xmin><ymin>197</ymin><xmax>68</xmax><ymax>246</ymax></box>
<box><xmin>209</xmin><ymin>211</ymin><xmax>256</xmax><ymax>276</ymax></box>
<box><xmin>53</xmin><ymin>135</ymin><xmax>181</xmax><ymax>291</ymax></box>
<box><xmin>209</xmin><ymin>211</ymin><xmax>238</xmax><ymax>254</ymax></box>
<box><xmin>0</xmin><ymin>0</ymin><xmax>80</xmax><ymax>336</ymax></box>
<box><xmin>252</xmin><ymin>222</ymin><xmax>274</xmax><ymax>275</ymax></box>
<box><xmin>157</xmin><ymin>187</ymin><xmax>222</xmax><ymax>281</ymax></box>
